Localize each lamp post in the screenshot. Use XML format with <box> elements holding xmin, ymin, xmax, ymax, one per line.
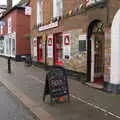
<box><xmin>8</xmin><ymin>56</ymin><xmax>11</xmax><ymax>73</ymax></box>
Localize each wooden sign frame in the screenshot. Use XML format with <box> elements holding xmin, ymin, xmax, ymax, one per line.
<box><xmin>43</xmin><ymin>66</ymin><xmax>70</xmax><ymax>104</ymax></box>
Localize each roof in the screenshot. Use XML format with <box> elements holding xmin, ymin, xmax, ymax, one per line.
<box><xmin>0</xmin><ymin>0</ymin><xmax>30</xmax><ymax>20</ymax></box>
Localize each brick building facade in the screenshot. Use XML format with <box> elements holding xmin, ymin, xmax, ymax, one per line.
<box><xmin>0</xmin><ymin>4</ymin><xmax>30</xmax><ymax>60</ymax></box>
<box><xmin>30</xmin><ymin>0</ymin><xmax>120</xmax><ymax>93</ymax></box>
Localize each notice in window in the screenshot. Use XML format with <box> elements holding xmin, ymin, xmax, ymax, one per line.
<box><xmin>47</xmin><ymin>35</ymin><xmax>53</xmax><ymax>58</ymax></box>
<box><xmin>63</xmin><ymin>34</ymin><xmax>71</xmax><ymax>60</ymax></box>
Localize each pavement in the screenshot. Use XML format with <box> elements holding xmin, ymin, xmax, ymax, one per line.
<box><xmin>0</xmin><ymin>82</ymin><xmax>39</xmax><ymax>120</ymax></box>
<box><xmin>0</xmin><ymin>57</ymin><xmax>120</xmax><ymax>120</ymax></box>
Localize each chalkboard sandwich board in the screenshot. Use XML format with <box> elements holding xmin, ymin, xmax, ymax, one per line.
<box><xmin>43</xmin><ymin>66</ymin><xmax>70</xmax><ymax>104</ymax></box>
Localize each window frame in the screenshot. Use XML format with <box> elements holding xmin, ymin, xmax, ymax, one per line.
<box><xmin>37</xmin><ymin>0</ymin><xmax>43</xmax><ymax>25</ymax></box>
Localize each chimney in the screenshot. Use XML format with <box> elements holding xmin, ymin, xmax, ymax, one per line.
<box><xmin>7</xmin><ymin>0</ymin><xmax>12</xmax><ymax>10</ymax></box>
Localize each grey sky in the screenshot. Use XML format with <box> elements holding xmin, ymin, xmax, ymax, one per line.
<box><xmin>0</xmin><ymin>0</ymin><xmax>21</xmax><ymax>6</ymax></box>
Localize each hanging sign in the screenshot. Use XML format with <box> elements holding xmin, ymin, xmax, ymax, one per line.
<box><xmin>63</xmin><ymin>34</ymin><xmax>71</xmax><ymax>60</ymax></box>
<box><xmin>47</xmin><ymin>35</ymin><xmax>53</xmax><ymax>58</ymax></box>
<box><xmin>83</xmin><ymin>0</ymin><xmax>106</xmax><ymax>7</ymax></box>
<box><xmin>25</xmin><ymin>6</ymin><xmax>32</xmax><ymax>15</ymax></box>
<box><xmin>43</xmin><ymin>66</ymin><xmax>70</xmax><ymax>104</ymax></box>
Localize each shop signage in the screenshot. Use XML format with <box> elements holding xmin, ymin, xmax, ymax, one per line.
<box><xmin>83</xmin><ymin>0</ymin><xmax>106</xmax><ymax>7</ymax></box>
<box><xmin>39</xmin><ymin>21</ymin><xmax>58</xmax><ymax>32</ymax></box>
<box><xmin>63</xmin><ymin>34</ymin><xmax>71</xmax><ymax>60</ymax></box>
<box><xmin>47</xmin><ymin>35</ymin><xmax>53</xmax><ymax>58</ymax></box>
<box><xmin>25</xmin><ymin>6</ymin><xmax>32</xmax><ymax>15</ymax></box>
<box><xmin>33</xmin><ymin>47</ymin><xmax>37</xmax><ymax>57</ymax></box>
<box><xmin>43</xmin><ymin>66</ymin><xmax>70</xmax><ymax>104</ymax></box>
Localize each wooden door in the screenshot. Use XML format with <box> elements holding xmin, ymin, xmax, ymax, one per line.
<box><xmin>37</xmin><ymin>37</ymin><xmax>43</xmax><ymax>62</ymax></box>
<box><xmin>94</xmin><ymin>33</ymin><xmax>104</xmax><ymax>83</ymax></box>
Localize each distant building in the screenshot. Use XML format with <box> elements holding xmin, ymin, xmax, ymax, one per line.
<box><xmin>0</xmin><ymin>0</ymin><xmax>31</xmax><ymax>61</ymax></box>
<box><xmin>0</xmin><ymin>5</ymin><xmax>7</xmax><ymax>17</ymax></box>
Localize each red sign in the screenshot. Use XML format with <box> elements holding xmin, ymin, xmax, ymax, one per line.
<box><xmin>48</xmin><ymin>37</ymin><xmax>53</xmax><ymax>46</ymax></box>
<box><xmin>64</xmin><ymin>34</ymin><xmax>70</xmax><ymax>45</ymax></box>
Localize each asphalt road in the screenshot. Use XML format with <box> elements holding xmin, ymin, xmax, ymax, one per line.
<box><xmin>0</xmin><ymin>82</ymin><xmax>39</xmax><ymax>120</ymax></box>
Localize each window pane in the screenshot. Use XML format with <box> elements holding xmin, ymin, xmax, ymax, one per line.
<box><xmin>79</xmin><ymin>40</ymin><xmax>86</xmax><ymax>51</ymax></box>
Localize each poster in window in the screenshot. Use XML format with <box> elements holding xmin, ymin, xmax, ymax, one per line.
<box><xmin>47</xmin><ymin>35</ymin><xmax>53</xmax><ymax>58</ymax></box>
<box><xmin>63</xmin><ymin>34</ymin><xmax>71</xmax><ymax>59</ymax></box>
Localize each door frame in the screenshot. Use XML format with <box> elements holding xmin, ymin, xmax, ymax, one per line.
<box><xmin>53</xmin><ymin>32</ymin><xmax>63</xmax><ymax>65</ymax></box>
<box><xmin>87</xmin><ymin>19</ymin><xmax>105</xmax><ymax>82</ymax></box>
<box><xmin>37</xmin><ymin>36</ymin><xmax>43</xmax><ymax>62</ymax></box>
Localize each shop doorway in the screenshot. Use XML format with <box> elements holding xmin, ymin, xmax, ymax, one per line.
<box><xmin>37</xmin><ymin>36</ymin><xmax>43</xmax><ymax>62</ymax></box>
<box><xmin>87</xmin><ymin>20</ymin><xmax>105</xmax><ymax>85</ymax></box>
<box><xmin>53</xmin><ymin>33</ymin><xmax>63</xmax><ymax>65</ymax></box>
<box><xmin>91</xmin><ymin>33</ymin><xmax>104</xmax><ymax>84</ymax></box>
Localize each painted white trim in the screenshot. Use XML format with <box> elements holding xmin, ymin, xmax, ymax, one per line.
<box><xmin>111</xmin><ymin>9</ymin><xmax>120</xmax><ymax>84</ymax></box>
<box><xmin>91</xmin><ymin>38</ymin><xmax>95</xmax><ymax>82</ymax></box>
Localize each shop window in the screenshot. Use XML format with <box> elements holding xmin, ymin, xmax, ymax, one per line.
<box><xmin>12</xmin><ymin>38</ymin><xmax>15</xmax><ymax>57</ymax></box>
<box><xmin>37</xmin><ymin>0</ymin><xmax>43</xmax><ymax>25</ymax></box>
<box><xmin>79</xmin><ymin>40</ymin><xmax>86</xmax><ymax>52</ymax></box>
<box><xmin>53</xmin><ymin>0</ymin><xmax>63</xmax><ymax>17</ymax></box>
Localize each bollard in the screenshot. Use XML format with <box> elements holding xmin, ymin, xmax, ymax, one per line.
<box><xmin>8</xmin><ymin>57</ymin><xmax>11</xmax><ymax>73</ymax></box>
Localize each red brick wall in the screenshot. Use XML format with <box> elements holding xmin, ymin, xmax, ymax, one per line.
<box><xmin>1</xmin><ymin>8</ymin><xmax>30</xmax><ymax>55</ymax></box>
<box><xmin>16</xmin><ymin>9</ymin><xmax>30</xmax><ymax>55</ymax></box>
<box><xmin>2</xmin><ymin>10</ymin><xmax>17</xmax><ymax>35</ymax></box>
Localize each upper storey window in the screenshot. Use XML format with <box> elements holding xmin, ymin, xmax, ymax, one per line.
<box><xmin>53</xmin><ymin>0</ymin><xmax>63</xmax><ymax>17</ymax></box>
<box><xmin>37</xmin><ymin>0</ymin><xmax>43</xmax><ymax>25</ymax></box>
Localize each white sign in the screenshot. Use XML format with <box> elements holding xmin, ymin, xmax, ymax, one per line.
<box><xmin>47</xmin><ymin>35</ymin><xmax>53</xmax><ymax>58</ymax></box>
<box><xmin>63</xmin><ymin>34</ymin><xmax>71</xmax><ymax>59</ymax></box>
<box><xmin>39</xmin><ymin>21</ymin><xmax>58</xmax><ymax>32</ymax></box>
<box><xmin>25</xmin><ymin>6</ymin><xmax>32</xmax><ymax>15</ymax></box>
<box><xmin>84</xmin><ymin>0</ymin><xmax>105</xmax><ymax>7</ymax></box>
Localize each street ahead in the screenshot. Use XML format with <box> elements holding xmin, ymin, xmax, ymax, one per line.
<box><xmin>0</xmin><ymin>82</ymin><xmax>39</xmax><ymax>120</ymax></box>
